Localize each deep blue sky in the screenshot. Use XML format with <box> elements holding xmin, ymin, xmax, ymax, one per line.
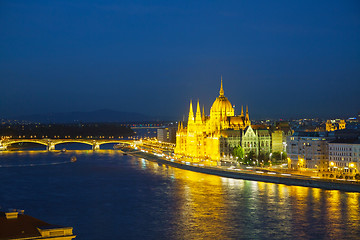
<box><xmin>1</xmin><ymin>0</ymin><xmax>359</xmax><ymax>119</ymax></box>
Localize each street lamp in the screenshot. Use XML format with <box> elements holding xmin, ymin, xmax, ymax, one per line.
<box><xmin>299</xmin><ymin>158</ymin><xmax>304</xmax><ymax>170</ymax></box>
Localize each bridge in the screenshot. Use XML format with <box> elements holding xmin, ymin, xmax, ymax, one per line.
<box><xmin>0</xmin><ymin>138</ymin><xmax>131</xmax><ymax>151</ymax></box>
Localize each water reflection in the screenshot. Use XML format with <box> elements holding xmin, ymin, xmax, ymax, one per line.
<box><xmin>1</xmin><ymin>151</ymin><xmax>359</xmax><ymax>239</ymax></box>
<box><xmin>347</xmin><ymin>193</ymin><xmax>360</xmax><ymax>230</ymax></box>
<box><xmin>172</xmin><ymin>170</ymin><xmax>228</xmax><ymax>239</ymax></box>
<box><xmin>138</xmin><ymin>158</ymin><xmax>360</xmax><ymax>239</ymax></box>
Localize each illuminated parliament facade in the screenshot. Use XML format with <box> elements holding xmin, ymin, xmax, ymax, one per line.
<box><xmin>175</xmin><ymin>78</ymin><xmax>281</xmax><ymax>163</ymax></box>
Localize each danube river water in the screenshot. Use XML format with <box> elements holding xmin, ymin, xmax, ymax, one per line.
<box><xmin>1</xmin><ymin>146</ymin><xmax>360</xmax><ymax>239</ymax></box>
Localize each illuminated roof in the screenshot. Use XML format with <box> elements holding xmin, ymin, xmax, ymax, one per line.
<box><xmin>210</xmin><ymin>78</ymin><xmax>234</xmax><ymax>116</ymax></box>
<box><xmin>329</xmin><ymin>138</ymin><xmax>360</xmax><ymax>144</ymax></box>
<box><xmin>0</xmin><ymin>211</ymin><xmax>75</xmax><ymax>239</ymax></box>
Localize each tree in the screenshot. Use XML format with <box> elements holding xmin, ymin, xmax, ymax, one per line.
<box><xmin>271</xmin><ymin>151</ymin><xmax>287</xmax><ymax>163</ymax></box>
<box><xmin>233</xmin><ymin>146</ymin><xmax>244</xmax><ymax>163</ymax></box>
<box><xmin>258</xmin><ymin>151</ymin><xmax>270</xmax><ymax>166</ymax></box>
<box><xmin>244</xmin><ymin>150</ymin><xmax>256</xmax><ymax>165</ymax></box>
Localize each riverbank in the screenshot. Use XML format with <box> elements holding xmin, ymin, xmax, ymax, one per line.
<box><xmin>128</xmin><ymin>150</ymin><xmax>360</xmax><ymax>193</ymax></box>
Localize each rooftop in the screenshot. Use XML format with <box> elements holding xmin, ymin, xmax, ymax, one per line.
<box><xmin>0</xmin><ymin>210</ymin><xmax>75</xmax><ymax>239</ymax></box>
<box><xmin>329</xmin><ymin>138</ymin><xmax>360</xmax><ymax>144</ymax></box>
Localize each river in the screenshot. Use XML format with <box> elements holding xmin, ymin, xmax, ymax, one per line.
<box><xmin>0</xmin><ymin>145</ymin><xmax>359</xmax><ymax>239</ymax></box>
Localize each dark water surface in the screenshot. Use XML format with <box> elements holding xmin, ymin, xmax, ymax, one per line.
<box><xmin>1</xmin><ymin>148</ymin><xmax>359</xmax><ymax>239</ymax></box>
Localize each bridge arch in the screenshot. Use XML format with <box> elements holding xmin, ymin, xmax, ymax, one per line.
<box><xmin>96</xmin><ymin>141</ymin><xmax>131</xmax><ymax>149</ymax></box>
<box><xmin>52</xmin><ymin>140</ymin><xmax>95</xmax><ymax>150</ymax></box>
<box><xmin>53</xmin><ymin>140</ymin><xmax>94</xmax><ymax>146</ymax></box>
<box><xmin>4</xmin><ymin>140</ymin><xmax>48</xmax><ymax>146</ymax></box>
<box><xmin>2</xmin><ymin>140</ymin><xmax>49</xmax><ymax>150</ymax></box>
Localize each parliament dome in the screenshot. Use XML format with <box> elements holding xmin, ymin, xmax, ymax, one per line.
<box><xmin>210</xmin><ymin>78</ymin><xmax>234</xmax><ymax>117</ymax></box>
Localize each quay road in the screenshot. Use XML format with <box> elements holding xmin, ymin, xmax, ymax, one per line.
<box><xmin>0</xmin><ymin>138</ymin><xmax>131</xmax><ymax>151</ymax></box>
<box><xmin>126</xmin><ymin>140</ymin><xmax>360</xmax><ymax>193</ymax></box>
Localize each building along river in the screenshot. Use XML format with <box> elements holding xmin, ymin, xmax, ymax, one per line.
<box><xmin>0</xmin><ymin>144</ymin><xmax>360</xmax><ymax>239</ymax></box>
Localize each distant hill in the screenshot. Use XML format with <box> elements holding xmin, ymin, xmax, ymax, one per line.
<box><xmin>15</xmin><ymin>109</ymin><xmax>155</xmax><ymax>123</ymax></box>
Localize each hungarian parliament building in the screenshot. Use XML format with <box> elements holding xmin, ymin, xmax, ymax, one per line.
<box><xmin>174</xmin><ymin>78</ymin><xmax>291</xmax><ymax>163</ymax></box>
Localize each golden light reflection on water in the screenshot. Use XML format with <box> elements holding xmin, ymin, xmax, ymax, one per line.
<box><xmin>289</xmin><ymin>185</ymin><xmax>309</xmax><ymax>233</ymax></box>
<box><xmin>2</xmin><ymin>152</ymin><xmax>359</xmax><ymax>239</ymax></box>
<box><xmin>134</xmin><ymin>159</ymin><xmax>229</xmax><ymax>238</ymax></box>
<box><xmin>136</xmin><ymin>158</ymin><xmax>360</xmax><ymax>239</ymax></box>
<box><xmin>347</xmin><ymin>193</ymin><xmax>360</xmax><ymax>229</ymax></box>
<box><xmin>325</xmin><ymin>190</ymin><xmax>344</xmax><ymax>239</ymax></box>
<box><xmin>170</xmin><ymin>167</ymin><xmax>229</xmax><ymax>239</ymax></box>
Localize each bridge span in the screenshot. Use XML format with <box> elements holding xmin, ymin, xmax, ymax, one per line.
<box><xmin>0</xmin><ymin>138</ymin><xmax>131</xmax><ymax>151</ymax></box>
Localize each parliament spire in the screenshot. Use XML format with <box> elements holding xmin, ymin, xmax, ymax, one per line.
<box><xmin>219</xmin><ymin>76</ymin><xmax>224</xmax><ymax>96</ymax></box>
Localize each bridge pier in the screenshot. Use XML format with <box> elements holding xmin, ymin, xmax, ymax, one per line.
<box><xmin>47</xmin><ymin>143</ymin><xmax>55</xmax><ymax>151</ymax></box>
<box><xmin>0</xmin><ymin>144</ymin><xmax>7</xmax><ymax>151</ymax></box>
<box><xmin>92</xmin><ymin>143</ymin><xmax>100</xmax><ymax>151</ymax></box>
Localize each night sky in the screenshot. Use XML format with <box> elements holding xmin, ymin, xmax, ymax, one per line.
<box><xmin>1</xmin><ymin>0</ymin><xmax>359</xmax><ymax>120</ymax></box>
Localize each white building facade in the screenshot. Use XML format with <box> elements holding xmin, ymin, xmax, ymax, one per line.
<box><xmin>328</xmin><ymin>139</ymin><xmax>360</xmax><ymax>178</ymax></box>
<box><xmin>287</xmin><ymin>132</ymin><xmax>331</xmax><ymax>171</ymax></box>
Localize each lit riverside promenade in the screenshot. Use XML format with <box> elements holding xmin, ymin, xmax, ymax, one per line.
<box><xmin>127</xmin><ymin>138</ymin><xmax>360</xmax><ymax>193</ymax></box>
